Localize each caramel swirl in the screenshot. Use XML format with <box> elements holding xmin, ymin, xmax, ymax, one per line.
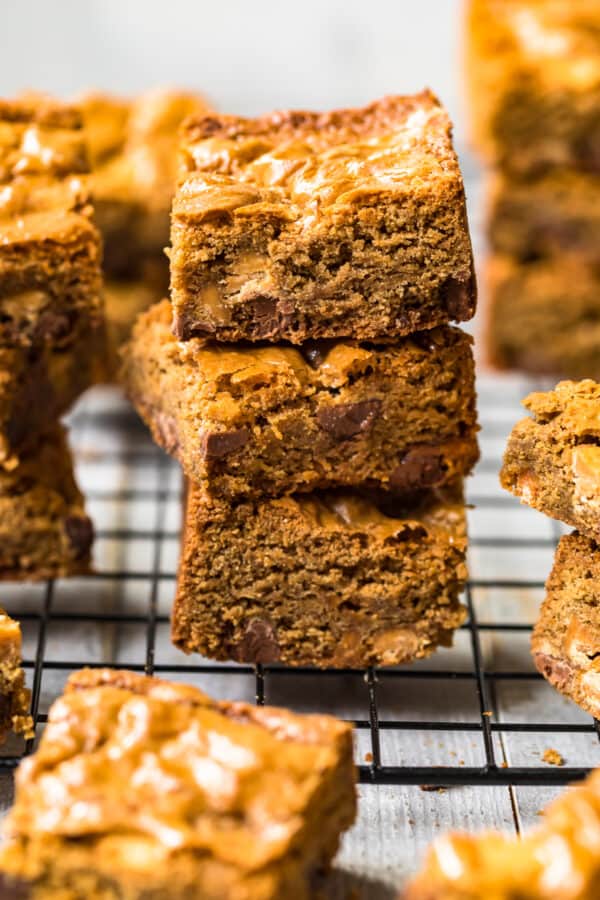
<box><xmin>3</xmin><ymin>669</ymin><xmax>350</xmax><ymax>870</ymax></box>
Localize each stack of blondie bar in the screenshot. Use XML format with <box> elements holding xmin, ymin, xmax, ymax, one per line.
<box><xmin>80</xmin><ymin>89</ymin><xmax>210</xmax><ymax>378</ymax></box>
<box><xmin>501</xmin><ymin>380</ymin><xmax>600</xmax><ymax>720</ymax></box>
<box><xmin>124</xmin><ymin>90</ymin><xmax>480</xmax><ymax>668</ymax></box>
<box><xmin>466</xmin><ymin>0</ymin><xmax>600</xmax><ymax>378</ymax></box>
<box><xmin>0</xmin><ymin>97</ymin><xmax>103</xmax><ymax>579</ymax></box>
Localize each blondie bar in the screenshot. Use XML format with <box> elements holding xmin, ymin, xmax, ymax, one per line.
<box><xmin>0</xmin><ymin>610</ymin><xmax>32</xmax><ymax>742</ymax></box>
<box><xmin>466</xmin><ymin>0</ymin><xmax>600</xmax><ymax>176</ymax></box>
<box><xmin>532</xmin><ymin>532</ymin><xmax>600</xmax><ymax>719</ymax></box>
<box><xmin>0</xmin><ymin>668</ymin><xmax>356</xmax><ymax>900</ymax></box>
<box><xmin>0</xmin><ymin>97</ymin><xmax>103</xmax><ymax>348</ymax></box>
<box><xmin>170</xmin><ymin>91</ymin><xmax>476</xmax><ymax>343</ymax></box>
<box><xmin>405</xmin><ymin>766</ymin><xmax>600</xmax><ymax>899</ymax></box>
<box><xmin>124</xmin><ymin>300</ymin><xmax>478</xmax><ymax>501</ymax></box>
<box><xmin>104</xmin><ymin>276</ymin><xmax>163</xmax><ymax>381</ymax></box>
<box><xmin>488</xmin><ymin>171</ymin><xmax>600</xmax><ymax>263</ymax></box>
<box><xmin>486</xmin><ymin>256</ymin><xmax>600</xmax><ymax>378</ymax></box>
<box><xmin>501</xmin><ymin>380</ymin><xmax>600</xmax><ymax>538</ymax></box>
<box><xmin>0</xmin><ymin>426</ymin><xmax>93</xmax><ymax>580</ymax></box>
<box><xmin>173</xmin><ymin>481</ymin><xmax>467</xmax><ymax>667</ymax></box>
<box><xmin>0</xmin><ymin>315</ymin><xmax>105</xmax><ymax>465</ymax></box>
<box><xmin>81</xmin><ymin>89</ymin><xmax>210</xmax><ymax>278</ymax></box>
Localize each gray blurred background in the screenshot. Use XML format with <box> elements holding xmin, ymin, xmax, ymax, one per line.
<box><xmin>4</xmin><ymin>0</ymin><xmax>467</xmax><ymax>148</ymax></box>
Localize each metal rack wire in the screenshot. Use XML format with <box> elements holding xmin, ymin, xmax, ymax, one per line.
<box><xmin>1</xmin><ymin>375</ymin><xmax>599</xmax><ymax>788</ymax></box>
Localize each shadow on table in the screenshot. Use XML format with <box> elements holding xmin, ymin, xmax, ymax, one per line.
<box><xmin>329</xmin><ymin>869</ymin><xmax>398</xmax><ymax>899</ymax></box>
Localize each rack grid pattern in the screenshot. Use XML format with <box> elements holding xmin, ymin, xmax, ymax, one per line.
<box><xmin>1</xmin><ymin>374</ymin><xmax>599</xmax><ymax>788</ymax></box>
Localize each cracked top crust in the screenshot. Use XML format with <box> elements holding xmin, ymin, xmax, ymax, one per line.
<box><xmin>2</xmin><ymin>668</ymin><xmax>354</xmax><ymax>870</ymax></box>
<box><xmin>0</xmin><ymin>97</ymin><xmax>91</xmax><ymax>229</ymax></box>
<box><xmin>176</xmin><ymin>90</ymin><xmax>465</xmax><ymax>222</ymax></box>
<box><xmin>523</xmin><ymin>379</ymin><xmax>600</xmax><ymax>434</ymax></box>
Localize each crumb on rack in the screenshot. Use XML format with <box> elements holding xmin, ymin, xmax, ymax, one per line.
<box><xmin>542</xmin><ymin>748</ymin><xmax>564</xmax><ymax>766</ymax></box>
<box><xmin>364</xmin><ymin>752</ymin><xmax>373</xmax><ymax>763</ymax></box>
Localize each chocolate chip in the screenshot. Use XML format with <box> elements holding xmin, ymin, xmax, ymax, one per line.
<box><xmin>232</xmin><ymin>619</ymin><xmax>280</xmax><ymax>664</ymax></box>
<box><xmin>0</xmin><ymin>873</ymin><xmax>30</xmax><ymax>898</ymax></box>
<box><xmin>172</xmin><ymin>312</ymin><xmax>216</xmax><ymax>340</ymax></box>
<box><xmin>441</xmin><ymin>275</ymin><xmax>475</xmax><ymax>321</ymax></box>
<box><xmin>155</xmin><ymin>412</ymin><xmax>180</xmax><ymax>455</ymax></box>
<box><xmin>317</xmin><ymin>399</ymin><xmax>381</xmax><ymax>440</ymax></box>
<box><xmin>533</xmin><ymin>652</ymin><xmax>573</xmax><ymax>692</ymax></box>
<box><xmin>299</xmin><ymin>340</ymin><xmax>330</xmax><ymax>369</ymax></box>
<box><xmin>64</xmin><ymin>515</ymin><xmax>94</xmax><ymax>559</ymax></box>
<box><xmin>390</xmin><ymin>445</ymin><xmax>447</xmax><ymax>491</ymax></box>
<box><xmin>34</xmin><ymin>310</ymin><xmax>71</xmax><ymax>343</ymax></box>
<box><xmin>410</xmin><ymin>331</ymin><xmax>437</xmax><ymax>352</ymax></box>
<box><xmin>199</xmin><ymin>427</ymin><xmax>250</xmax><ymax>459</ymax></box>
<box><xmin>249</xmin><ymin>297</ymin><xmax>294</xmax><ymax>339</ymax></box>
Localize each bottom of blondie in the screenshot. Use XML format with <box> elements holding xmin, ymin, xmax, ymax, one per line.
<box><xmin>0</xmin><ymin>610</ymin><xmax>32</xmax><ymax>743</ymax></box>
<box><xmin>0</xmin><ymin>427</ymin><xmax>93</xmax><ymax>580</ymax></box>
<box><xmin>532</xmin><ymin>532</ymin><xmax>600</xmax><ymax>720</ymax></box>
<box><xmin>0</xmin><ymin>668</ymin><xmax>356</xmax><ymax>900</ymax></box>
<box><xmin>173</xmin><ymin>481</ymin><xmax>468</xmax><ymax>668</ymax></box>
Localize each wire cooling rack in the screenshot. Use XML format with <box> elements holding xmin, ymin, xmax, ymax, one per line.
<box><xmin>1</xmin><ymin>373</ymin><xmax>599</xmax><ymax>788</ymax></box>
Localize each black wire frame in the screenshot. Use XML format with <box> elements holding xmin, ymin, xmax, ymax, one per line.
<box><xmin>0</xmin><ymin>400</ymin><xmax>599</xmax><ymax>789</ymax></box>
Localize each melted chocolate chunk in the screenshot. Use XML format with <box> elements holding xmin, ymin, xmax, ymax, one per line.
<box><xmin>64</xmin><ymin>515</ymin><xmax>94</xmax><ymax>559</ymax></box>
<box><xmin>441</xmin><ymin>274</ymin><xmax>475</xmax><ymax>320</ymax></box>
<box><xmin>173</xmin><ymin>312</ymin><xmax>216</xmax><ymax>340</ymax></box>
<box><xmin>390</xmin><ymin>445</ymin><xmax>447</xmax><ymax>491</ymax></box>
<box><xmin>232</xmin><ymin>619</ymin><xmax>280</xmax><ymax>664</ymax></box>
<box><xmin>248</xmin><ymin>297</ymin><xmax>294</xmax><ymax>339</ymax></box>
<box><xmin>317</xmin><ymin>399</ymin><xmax>381</xmax><ymax>440</ymax></box>
<box><xmin>200</xmin><ymin>427</ymin><xmax>250</xmax><ymax>460</ymax></box>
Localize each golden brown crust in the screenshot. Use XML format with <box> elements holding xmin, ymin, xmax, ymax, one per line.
<box><xmin>182</xmin><ymin>90</ymin><xmax>449</xmax><ymax>153</ymax></box>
